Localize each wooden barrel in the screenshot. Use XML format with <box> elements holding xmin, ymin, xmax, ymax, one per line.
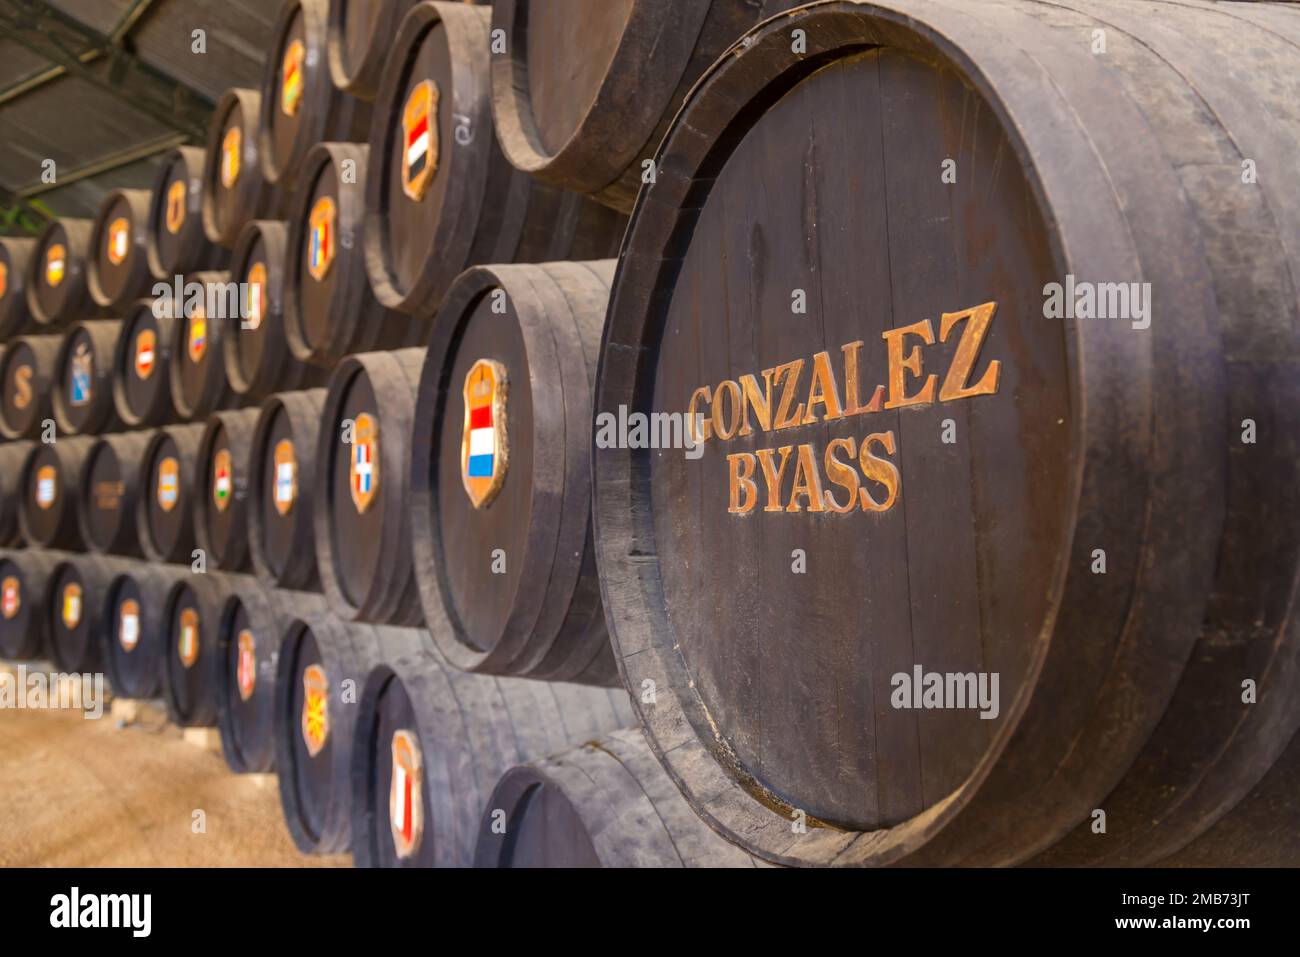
<box><xmin>52</xmin><ymin>320</ymin><xmax>123</xmax><ymax>436</ymax></box>
<box><xmin>0</xmin><ymin>549</ymin><xmax>64</xmax><ymax>660</ymax></box>
<box><xmin>475</xmin><ymin>728</ymin><xmax>764</xmax><ymax>868</ymax></box>
<box><xmin>592</xmin><ymin>0</ymin><xmax>1300</xmax><ymax>867</ymax></box>
<box><xmin>226</xmin><ymin>220</ymin><xmax>328</xmax><ymax>399</ymax></box>
<box><xmin>273</xmin><ymin>616</ymin><xmax>425</xmax><ymax>853</ymax></box>
<box><xmin>0</xmin><ymin>442</ymin><xmax>33</xmax><ymax>547</ymax></box>
<box><xmin>137</xmin><ymin>423</ymin><xmax>205</xmax><ymax>563</ymax></box>
<box><xmin>201</xmin><ymin>88</ymin><xmax>284</xmax><ymax>248</ymax></box>
<box><xmin>260</xmin><ymin>0</ymin><xmax>372</xmax><ymax>191</ymax></box>
<box><xmin>161</xmin><ymin>571</ymin><xmax>239</xmax><ymax>726</ymax></box>
<box><xmin>26</xmin><ymin>218</ymin><xmax>97</xmax><ymax>328</ymax></box>
<box><xmin>350</xmin><ymin>649</ymin><xmax>633</xmax><ymax>867</ymax></box>
<box><xmin>19</xmin><ymin>436</ymin><xmax>91</xmax><ymax>550</ymax></box>
<box><xmin>167</xmin><ymin>271</ymin><xmax>236</xmax><ymax>420</ymax></box>
<box><xmin>363</xmin><ymin>2</ymin><xmax>627</xmax><ymax>316</ymax></box>
<box><xmin>86</xmin><ymin>189</ymin><xmax>154</xmax><ymax>310</ymax></box>
<box><xmin>147</xmin><ymin>147</ymin><xmax>229</xmax><ymax>280</ymax></box>
<box><xmin>103</xmin><ymin>562</ymin><xmax>191</xmax><ymax>699</ymax></box>
<box><xmin>112</xmin><ymin>300</ymin><xmax>177</xmax><ymax>428</ymax></box>
<box><xmin>0</xmin><ymin>334</ymin><xmax>58</xmax><ymax>440</ymax></box>
<box><xmin>0</xmin><ymin>236</ymin><xmax>37</xmax><ymax>338</ymax></box>
<box><xmin>249</xmin><ymin>389</ymin><xmax>326</xmax><ymax>591</ymax></box>
<box><xmin>410</xmin><ymin>261</ymin><xmax>616</xmax><ymax>685</ymax></box>
<box><xmin>285</xmin><ymin>143</ymin><xmax>416</xmax><ymax>363</ymax></box>
<box><xmin>77</xmin><ymin>431</ymin><xmax>151</xmax><ymax>557</ymax></box>
<box><xmin>46</xmin><ymin>553</ymin><xmax>128</xmax><ymax>674</ymax></box>
<box><xmin>194</xmin><ymin>408</ymin><xmax>261</xmax><ymax>571</ymax></box>
<box><xmin>326</xmin><ymin>0</ymin><xmax>422</xmax><ymax>100</ymax></box>
<box><xmin>216</xmin><ymin>584</ymin><xmax>327</xmax><ymax>773</ymax></box>
<box><xmin>489</xmin><ymin>0</ymin><xmax>766</xmax><ymax>214</ymax></box>
<box><xmin>316</xmin><ymin>348</ymin><xmax>425</xmax><ymax>624</ymax></box>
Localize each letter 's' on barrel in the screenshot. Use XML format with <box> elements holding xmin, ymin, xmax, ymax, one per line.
<box><xmin>78</xmin><ymin>431</ymin><xmax>152</xmax><ymax>557</ymax></box>
<box><xmin>316</xmin><ymin>349</ymin><xmax>425</xmax><ymax>625</ymax></box>
<box><xmin>249</xmin><ymin>389</ymin><xmax>326</xmax><ymax>591</ymax></box>
<box><xmin>194</xmin><ymin>408</ymin><xmax>262</xmax><ymax>571</ymax></box>
<box><xmin>104</xmin><ymin>562</ymin><xmax>190</xmax><ymax>699</ymax></box>
<box><xmin>147</xmin><ymin>147</ymin><xmax>229</xmax><ymax>280</ymax></box>
<box><xmin>162</xmin><ymin>571</ymin><xmax>240</xmax><ymax>727</ymax></box>
<box><xmin>168</xmin><ymin>271</ymin><xmax>236</xmax><ymax>421</ymax></box>
<box><xmin>0</xmin><ymin>549</ymin><xmax>63</xmax><ymax>660</ymax></box>
<box><xmin>259</xmin><ymin>0</ymin><xmax>372</xmax><ymax>192</ymax></box>
<box><xmin>0</xmin><ymin>236</ymin><xmax>37</xmax><ymax>339</ymax></box>
<box><xmin>593</xmin><ymin>0</ymin><xmax>1300</xmax><ymax>867</ymax></box>
<box><xmin>19</xmin><ymin>437</ymin><xmax>91</xmax><ymax>551</ymax></box>
<box><xmin>326</xmin><ymin>0</ymin><xmax>422</xmax><ymax>100</ymax></box>
<box><xmin>47</xmin><ymin>554</ymin><xmax>128</xmax><ymax>674</ymax></box>
<box><xmin>202</xmin><ymin>88</ymin><xmax>283</xmax><ymax>248</ymax></box>
<box><xmin>410</xmin><ymin>261</ymin><xmax>617</xmax><ymax>685</ymax></box>
<box><xmin>474</xmin><ymin>728</ymin><xmax>764</xmax><ymax>868</ymax></box>
<box><xmin>112</xmin><ymin>300</ymin><xmax>178</xmax><ymax>429</ymax></box>
<box><xmin>87</xmin><ymin>189</ymin><xmax>154</xmax><ymax>311</ymax></box>
<box><xmin>26</xmin><ymin>218</ymin><xmax>96</xmax><ymax>328</ymax></box>
<box><xmin>0</xmin><ymin>334</ymin><xmax>58</xmax><ymax>440</ymax></box>
<box><xmin>0</xmin><ymin>442</ymin><xmax>33</xmax><ymax>547</ymax></box>
<box><xmin>53</xmin><ymin>320</ymin><xmax>123</xmax><ymax>436</ymax></box>
<box><xmin>350</xmin><ymin>649</ymin><xmax>634</xmax><ymax>867</ymax></box>
<box><xmin>137</xmin><ymin>423</ymin><xmax>205</xmax><ymax>563</ymax></box>
<box><xmin>363</xmin><ymin>1</ymin><xmax>626</xmax><ymax>316</ymax></box>
<box><xmin>489</xmin><ymin>0</ymin><xmax>767</xmax><ymax>214</ymax></box>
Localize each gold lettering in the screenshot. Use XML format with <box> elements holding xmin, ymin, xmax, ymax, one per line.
<box><xmin>841</xmin><ymin>340</ymin><xmax>884</xmax><ymax>416</ymax></box>
<box><xmin>686</xmin><ymin>386</ymin><xmax>713</xmax><ymax>443</ymax></box>
<box><xmin>755</xmin><ymin>445</ymin><xmax>795</xmax><ymax>512</ymax></box>
<box><xmin>13</xmin><ymin>365</ymin><xmax>33</xmax><ymax>410</ymax></box>
<box><xmin>770</xmin><ymin>360</ymin><xmax>806</xmax><ymax>430</ymax></box>
<box><xmin>712</xmin><ymin>380</ymin><xmax>743</xmax><ymax>440</ymax></box>
<box><xmin>823</xmin><ymin>437</ymin><xmax>860</xmax><ymax>513</ymax></box>
<box><xmin>859</xmin><ymin>431</ymin><xmax>900</xmax><ymax>512</ymax></box>
<box><xmin>787</xmin><ymin>443</ymin><xmax>826</xmax><ymax>513</ymax></box>
<box><xmin>882</xmin><ymin>319</ymin><xmax>937</xmax><ymax>409</ymax></box>
<box><xmin>802</xmin><ymin>351</ymin><xmax>844</xmax><ymax>424</ymax></box>
<box><xmin>737</xmin><ymin>371</ymin><xmax>774</xmax><ymax>436</ymax></box>
<box><xmin>727</xmin><ymin>452</ymin><xmax>758</xmax><ymax>514</ymax></box>
<box><xmin>939</xmin><ymin>301</ymin><xmax>1001</xmax><ymax>401</ymax></box>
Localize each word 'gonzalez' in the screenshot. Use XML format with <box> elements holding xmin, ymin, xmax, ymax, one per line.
<box><xmin>685</xmin><ymin>302</ymin><xmax>1002</xmax><ymax>514</ymax></box>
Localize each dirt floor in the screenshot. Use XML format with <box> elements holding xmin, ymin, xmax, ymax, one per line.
<box><xmin>0</xmin><ymin>676</ymin><xmax>348</xmax><ymax>867</ymax></box>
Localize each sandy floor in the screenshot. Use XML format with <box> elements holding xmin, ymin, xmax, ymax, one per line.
<box><xmin>0</xmin><ymin>682</ymin><xmax>348</xmax><ymax>867</ymax></box>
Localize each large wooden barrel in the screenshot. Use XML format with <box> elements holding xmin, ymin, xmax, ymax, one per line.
<box><xmin>363</xmin><ymin>1</ymin><xmax>626</xmax><ymax>316</ymax></box>
<box><xmin>592</xmin><ymin>0</ymin><xmax>1300</xmax><ymax>867</ymax></box>
<box><xmin>103</xmin><ymin>562</ymin><xmax>191</xmax><ymax>699</ymax></box>
<box><xmin>0</xmin><ymin>334</ymin><xmax>58</xmax><ymax>440</ymax></box>
<box><xmin>274</xmin><ymin>616</ymin><xmax>425</xmax><ymax>853</ymax></box>
<box><xmin>201</xmin><ymin>88</ymin><xmax>284</xmax><ymax>248</ymax></box>
<box><xmin>216</xmin><ymin>584</ymin><xmax>327</xmax><ymax>773</ymax></box>
<box><xmin>112</xmin><ymin>300</ymin><xmax>177</xmax><ymax>429</ymax></box>
<box><xmin>326</xmin><ymin>0</ymin><xmax>421</xmax><ymax>100</ymax></box>
<box><xmin>0</xmin><ymin>236</ymin><xmax>37</xmax><ymax>338</ymax></box>
<box><xmin>489</xmin><ymin>0</ymin><xmax>766</xmax><ymax>214</ymax></box>
<box><xmin>0</xmin><ymin>549</ymin><xmax>63</xmax><ymax>660</ymax></box>
<box><xmin>46</xmin><ymin>553</ymin><xmax>128</xmax><ymax>674</ymax></box>
<box><xmin>475</xmin><ymin>728</ymin><xmax>764</xmax><ymax>868</ymax></box>
<box><xmin>167</xmin><ymin>271</ymin><xmax>236</xmax><ymax>420</ymax></box>
<box><xmin>137</xmin><ymin>423</ymin><xmax>205</xmax><ymax>563</ymax></box>
<box><xmin>285</xmin><ymin>143</ymin><xmax>415</xmax><ymax>363</ymax></box>
<box><xmin>350</xmin><ymin>649</ymin><xmax>634</xmax><ymax>867</ymax></box>
<box><xmin>316</xmin><ymin>348</ymin><xmax>425</xmax><ymax>624</ymax></box>
<box><xmin>248</xmin><ymin>389</ymin><xmax>326</xmax><ymax>591</ymax></box>
<box><xmin>161</xmin><ymin>571</ymin><xmax>239</xmax><ymax>726</ymax></box>
<box><xmin>0</xmin><ymin>442</ymin><xmax>33</xmax><ymax>547</ymax></box>
<box><xmin>226</xmin><ymin>220</ymin><xmax>327</xmax><ymax>398</ymax></box>
<box><xmin>147</xmin><ymin>147</ymin><xmax>229</xmax><ymax>280</ymax></box>
<box><xmin>194</xmin><ymin>408</ymin><xmax>261</xmax><ymax>571</ymax></box>
<box><xmin>410</xmin><ymin>261</ymin><xmax>616</xmax><ymax>685</ymax></box>
<box><xmin>260</xmin><ymin>0</ymin><xmax>372</xmax><ymax>191</ymax></box>
<box><xmin>25</xmin><ymin>218</ymin><xmax>96</xmax><ymax>328</ymax></box>
<box><xmin>19</xmin><ymin>437</ymin><xmax>91</xmax><ymax>550</ymax></box>
<box><xmin>52</xmin><ymin>320</ymin><xmax>123</xmax><ymax>436</ymax></box>
<box><xmin>78</xmin><ymin>431</ymin><xmax>151</xmax><ymax>557</ymax></box>
<box><xmin>86</xmin><ymin>189</ymin><xmax>154</xmax><ymax>311</ymax></box>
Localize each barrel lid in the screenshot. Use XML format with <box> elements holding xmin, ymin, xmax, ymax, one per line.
<box><xmin>143</xmin><ymin>431</ymin><xmax>187</xmax><ymax>558</ymax></box>
<box><xmin>200</xmin><ymin>420</ymin><xmax>239</xmax><ymax>563</ymax></box>
<box><xmin>292</xmin><ymin>158</ymin><xmax>342</xmax><ymax>353</ymax></box>
<box><xmin>54</xmin><ymin>322</ymin><xmax>102</xmax><ymax>434</ymax></box>
<box><xmin>27</xmin><ymin>220</ymin><xmax>79</xmax><ymax>323</ymax></box>
<box><xmin>0</xmin><ymin>556</ymin><xmax>33</xmax><ymax>657</ymax></box>
<box><xmin>49</xmin><ymin>561</ymin><xmax>91</xmax><ymax>669</ymax></box>
<box><xmin>1</xmin><ymin>338</ymin><xmax>44</xmax><ymax>438</ymax></box>
<box><xmin>88</xmin><ymin>191</ymin><xmax>147</xmax><ymax>307</ymax></box>
<box><xmin>0</xmin><ymin>237</ymin><xmax>35</xmax><ymax>335</ymax></box>
<box><xmin>168</xmin><ymin>273</ymin><xmax>230</xmax><ymax>418</ymax></box>
<box><xmin>227</xmin><ymin>221</ymin><xmax>282</xmax><ymax>393</ymax></box>
<box><xmin>165</xmin><ymin>580</ymin><xmax>208</xmax><ymax>722</ymax></box>
<box><xmin>106</xmin><ymin>573</ymin><xmax>149</xmax><ymax>691</ymax></box>
<box><xmin>359</xmin><ymin>670</ymin><xmax>433</xmax><ymax>867</ymax></box>
<box><xmin>219</xmin><ymin>596</ymin><xmax>268</xmax><ymax>768</ymax></box>
<box><xmin>22</xmin><ymin>443</ymin><xmax>69</xmax><ymax>545</ymax></box>
<box><xmin>282</xmin><ymin>622</ymin><xmax>333</xmax><ymax>844</ymax></box>
<box><xmin>115</xmin><ymin>302</ymin><xmax>170</xmax><ymax>425</ymax></box>
<box><xmin>256</xmin><ymin>400</ymin><xmax>302</xmax><ymax>578</ymax></box>
<box><xmin>480</xmin><ymin>765</ymin><xmax>602</xmax><ymax>868</ymax></box>
<box><xmin>202</xmin><ymin>90</ymin><xmax>259</xmax><ymax>245</ymax></box>
<box><xmin>324</xmin><ymin>367</ymin><xmax>382</xmax><ymax>609</ymax></box>
<box><xmin>148</xmin><ymin>149</ymin><xmax>201</xmax><ymax>278</ymax></box>
<box><xmin>262</xmin><ymin>0</ymin><xmax>315</xmax><ymax>184</ymax></box>
<box><xmin>81</xmin><ymin>440</ymin><xmax>125</xmax><ymax>552</ymax></box>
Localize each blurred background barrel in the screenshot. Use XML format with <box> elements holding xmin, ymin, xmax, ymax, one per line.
<box><xmin>0</xmin><ymin>237</ymin><xmax>37</xmax><ymax>338</ymax></box>
<box><xmin>351</xmin><ymin>649</ymin><xmax>633</xmax><ymax>867</ymax></box>
<box><xmin>161</xmin><ymin>571</ymin><xmax>239</xmax><ymax>727</ymax></box>
<box><xmin>411</xmin><ymin>261</ymin><xmax>615</xmax><ymax>684</ymax></box>
<box><xmin>46</xmin><ymin>554</ymin><xmax>128</xmax><ymax>674</ymax></box>
<box><xmin>0</xmin><ymin>442</ymin><xmax>32</xmax><ymax>547</ymax></box>
<box><xmin>53</xmin><ymin>320</ymin><xmax>123</xmax><ymax>436</ymax></box>
<box><xmin>78</xmin><ymin>431</ymin><xmax>152</xmax><ymax>557</ymax></box>
<box><xmin>202</xmin><ymin>88</ymin><xmax>284</xmax><ymax>248</ymax></box>
<box><xmin>0</xmin><ymin>334</ymin><xmax>58</xmax><ymax>440</ymax></box>
<box><xmin>87</xmin><ymin>189</ymin><xmax>154</xmax><ymax>311</ymax></box>
<box><xmin>19</xmin><ymin>436</ymin><xmax>91</xmax><ymax>551</ymax></box>
<box><xmin>0</xmin><ymin>549</ymin><xmax>64</xmax><ymax>660</ymax></box>
<box><xmin>167</xmin><ymin>271</ymin><xmax>236</xmax><ymax>420</ymax></box>
<box><xmin>249</xmin><ymin>389</ymin><xmax>326</xmax><ymax>591</ymax></box>
<box><xmin>137</xmin><ymin>423</ymin><xmax>205</xmax><ymax>564</ymax></box>
<box><xmin>147</xmin><ymin>147</ymin><xmax>229</xmax><ymax>281</ymax></box>
<box><xmin>112</xmin><ymin>301</ymin><xmax>177</xmax><ymax>429</ymax></box>
<box><xmin>26</xmin><ymin>218</ymin><xmax>96</xmax><ymax>328</ymax></box>
<box><xmin>326</xmin><ymin>0</ymin><xmax>421</xmax><ymax>100</ymax></box>
<box><xmin>194</xmin><ymin>408</ymin><xmax>262</xmax><ymax>571</ymax></box>
<box><xmin>103</xmin><ymin>562</ymin><xmax>190</xmax><ymax>699</ymax></box>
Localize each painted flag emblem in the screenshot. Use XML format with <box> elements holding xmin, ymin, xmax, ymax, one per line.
<box><xmin>307</xmin><ymin>196</ymin><xmax>336</xmax><ymax>282</ymax></box>
<box><xmin>213</xmin><ymin>448</ymin><xmax>233</xmax><ymax>512</ymax></box>
<box><xmin>62</xmin><ymin>582</ymin><xmax>82</xmax><ymax>630</ymax></box>
<box><xmin>281</xmin><ymin>39</ymin><xmax>305</xmax><ymax>116</ymax></box>
<box><xmin>1</xmin><ymin>577</ymin><xmax>19</xmax><ymax>619</ymax></box>
<box><xmin>69</xmin><ymin>342</ymin><xmax>92</xmax><ymax>406</ymax></box>
<box><xmin>401</xmin><ymin>80</ymin><xmax>440</xmax><ymax>202</ymax></box>
<box><xmin>461</xmin><ymin>358</ymin><xmax>509</xmax><ymax>508</ymax></box>
<box><xmin>237</xmin><ymin>629</ymin><xmax>256</xmax><ymax>701</ymax></box>
<box><xmin>245</xmin><ymin>262</ymin><xmax>267</xmax><ymax>330</ymax></box>
<box><xmin>273</xmin><ymin>439</ymin><xmax>297</xmax><ymax>516</ymax></box>
<box><xmin>221</xmin><ymin>125</ymin><xmax>241</xmax><ymax>189</ymax></box>
<box><xmin>301</xmin><ymin>663</ymin><xmax>329</xmax><ymax>757</ymax></box>
<box><xmin>0</xmin><ymin>262</ymin><xmax>8</xmax><ymax>299</ymax></box>
<box><xmin>389</xmin><ymin>729</ymin><xmax>424</xmax><ymax>859</ymax></box>
<box><xmin>350</xmin><ymin>412</ymin><xmax>379</xmax><ymax>514</ymax></box>
<box><xmin>178</xmin><ymin>607</ymin><xmax>200</xmax><ymax>668</ymax></box>
<box><xmin>45</xmin><ymin>243</ymin><xmax>66</xmax><ymax>287</ymax></box>
<box><xmin>36</xmin><ymin>465</ymin><xmax>57</xmax><ymax>510</ymax></box>
<box><xmin>134</xmin><ymin>329</ymin><xmax>156</xmax><ymax>379</ymax></box>
<box><xmin>107</xmin><ymin>216</ymin><xmax>130</xmax><ymax>266</ymax></box>
<box><xmin>166</xmin><ymin>179</ymin><xmax>187</xmax><ymax>234</ymax></box>
<box><xmin>188</xmin><ymin>308</ymin><xmax>207</xmax><ymax>363</ymax></box>
<box><xmin>119</xmin><ymin>599</ymin><xmax>140</xmax><ymax>651</ymax></box>
<box><xmin>157</xmin><ymin>456</ymin><xmax>180</xmax><ymax>512</ymax></box>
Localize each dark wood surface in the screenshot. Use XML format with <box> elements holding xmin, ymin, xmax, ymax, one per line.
<box><xmin>160</xmin><ymin>571</ymin><xmax>239</xmax><ymax>727</ymax></box>
<box><xmin>201</xmin><ymin>89</ymin><xmax>286</xmax><ymax>248</ymax></box>
<box><xmin>26</xmin><ymin>218</ymin><xmax>97</xmax><ymax>329</ymax></box>
<box><xmin>103</xmin><ymin>561</ymin><xmax>191</xmax><ymax>699</ymax></box>
<box><xmin>77</xmin><ymin>430</ymin><xmax>152</xmax><ymax>557</ymax></box>
<box><xmin>0</xmin><ymin>237</ymin><xmax>37</xmax><ymax>339</ymax></box>
<box><xmin>46</xmin><ymin>553</ymin><xmax>129</xmax><ymax>674</ymax></box>
<box><xmin>53</xmin><ymin>320</ymin><xmax>124</xmax><ymax>436</ymax></box>
<box><xmin>137</xmin><ymin>423</ymin><xmax>206</xmax><ymax>563</ymax></box>
<box><xmin>112</xmin><ymin>302</ymin><xmax>178</xmax><ymax>429</ymax></box>
<box><xmin>87</xmin><ymin>189</ymin><xmax>154</xmax><ymax>311</ymax></box>
<box><xmin>0</xmin><ymin>548</ymin><xmax>65</xmax><ymax>659</ymax></box>
<box><xmin>194</xmin><ymin>408</ymin><xmax>262</xmax><ymax>571</ymax></box>
<box><xmin>0</xmin><ymin>335</ymin><xmax>58</xmax><ymax>440</ymax></box>
<box><xmin>327</xmin><ymin>0</ymin><xmax>422</xmax><ymax>100</ymax></box>
<box><xmin>147</xmin><ymin>147</ymin><xmax>229</xmax><ymax>281</ymax></box>
<box><xmin>19</xmin><ymin>436</ymin><xmax>92</xmax><ymax>550</ymax></box>
<box><xmin>167</xmin><ymin>270</ymin><xmax>236</xmax><ymax>421</ymax></box>
<box><xmin>0</xmin><ymin>442</ymin><xmax>33</xmax><ymax>547</ymax></box>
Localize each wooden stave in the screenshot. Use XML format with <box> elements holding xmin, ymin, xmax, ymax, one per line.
<box><xmin>160</xmin><ymin>570</ymin><xmax>239</xmax><ymax>727</ymax></box>
<box><xmin>26</xmin><ymin>218</ymin><xmax>97</xmax><ymax>329</ymax></box>
<box><xmin>112</xmin><ymin>301</ymin><xmax>179</xmax><ymax>429</ymax></box>
<box><xmin>410</xmin><ymin>261</ymin><xmax>618</xmax><ymax>685</ymax></box>
<box><xmin>201</xmin><ymin>88</ymin><xmax>286</xmax><ymax>248</ymax></box>
<box><xmin>52</xmin><ymin>319</ymin><xmax>124</xmax><ymax>436</ymax></box>
<box><xmin>0</xmin><ymin>548</ymin><xmax>65</xmax><ymax>660</ymax></box>
<box><xmin>46</xmin><ymin>553</ymin><xmax>131</xmax><ymax>674</ymax></box>
<box><xmin>136</xmin><ymin>423</ymin><xmax>206</xmax><ymax>564</ymax></box>
<box><xmin>102</xmin><ymin>562</ymin><xmax>191</xmax><ymax>699</ymax></box>
<box><xmin>326</xmin><ymin>0</ymin><xmax>422</xmax><ymax>100</ymax></box>
<box><xmin>0</xmin><ymin>442</ymin><xmax>33</xmax><ymax>547</ymax></box>
<box><xmin>0</xmin><ymin>236</ymin><xmax>37</xmax><ymax>339</ymax></box>
<box><xmin>0</xmin><ymin>334</ymin><xmax>59</xmax><ymax>440</ymax></box>
<box><xmin>350</xmin><ymin>647</ymin><xmax>635</xmax><ymax>867</ymax></box>
<box><xmin>147</xmin><ymin>147</ymin><xmax>229</xmax><ymax>281</ymax></box>
<box><xmin>77</xmin><ymin>430</ymin><xmax>152</xmax><ymax>557</ymax></box>
<box><xmin>166</xmin><ymin>270</ymin><xmax>238</xmax><ymax>422</ymax></box>
<box><xmin>194</xmin><ymin>408</ymin><xmax>262</xmax><ymax>571</ymax></box>
<box><xmin>18</xmin><ymin>436</ymin><xmax>92</xmax><ymax>551</ymax></box>
<box><xmin>87</xmin><ymin>189</ymin><xmax>154</xmax><ymax>311</ymax></box>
